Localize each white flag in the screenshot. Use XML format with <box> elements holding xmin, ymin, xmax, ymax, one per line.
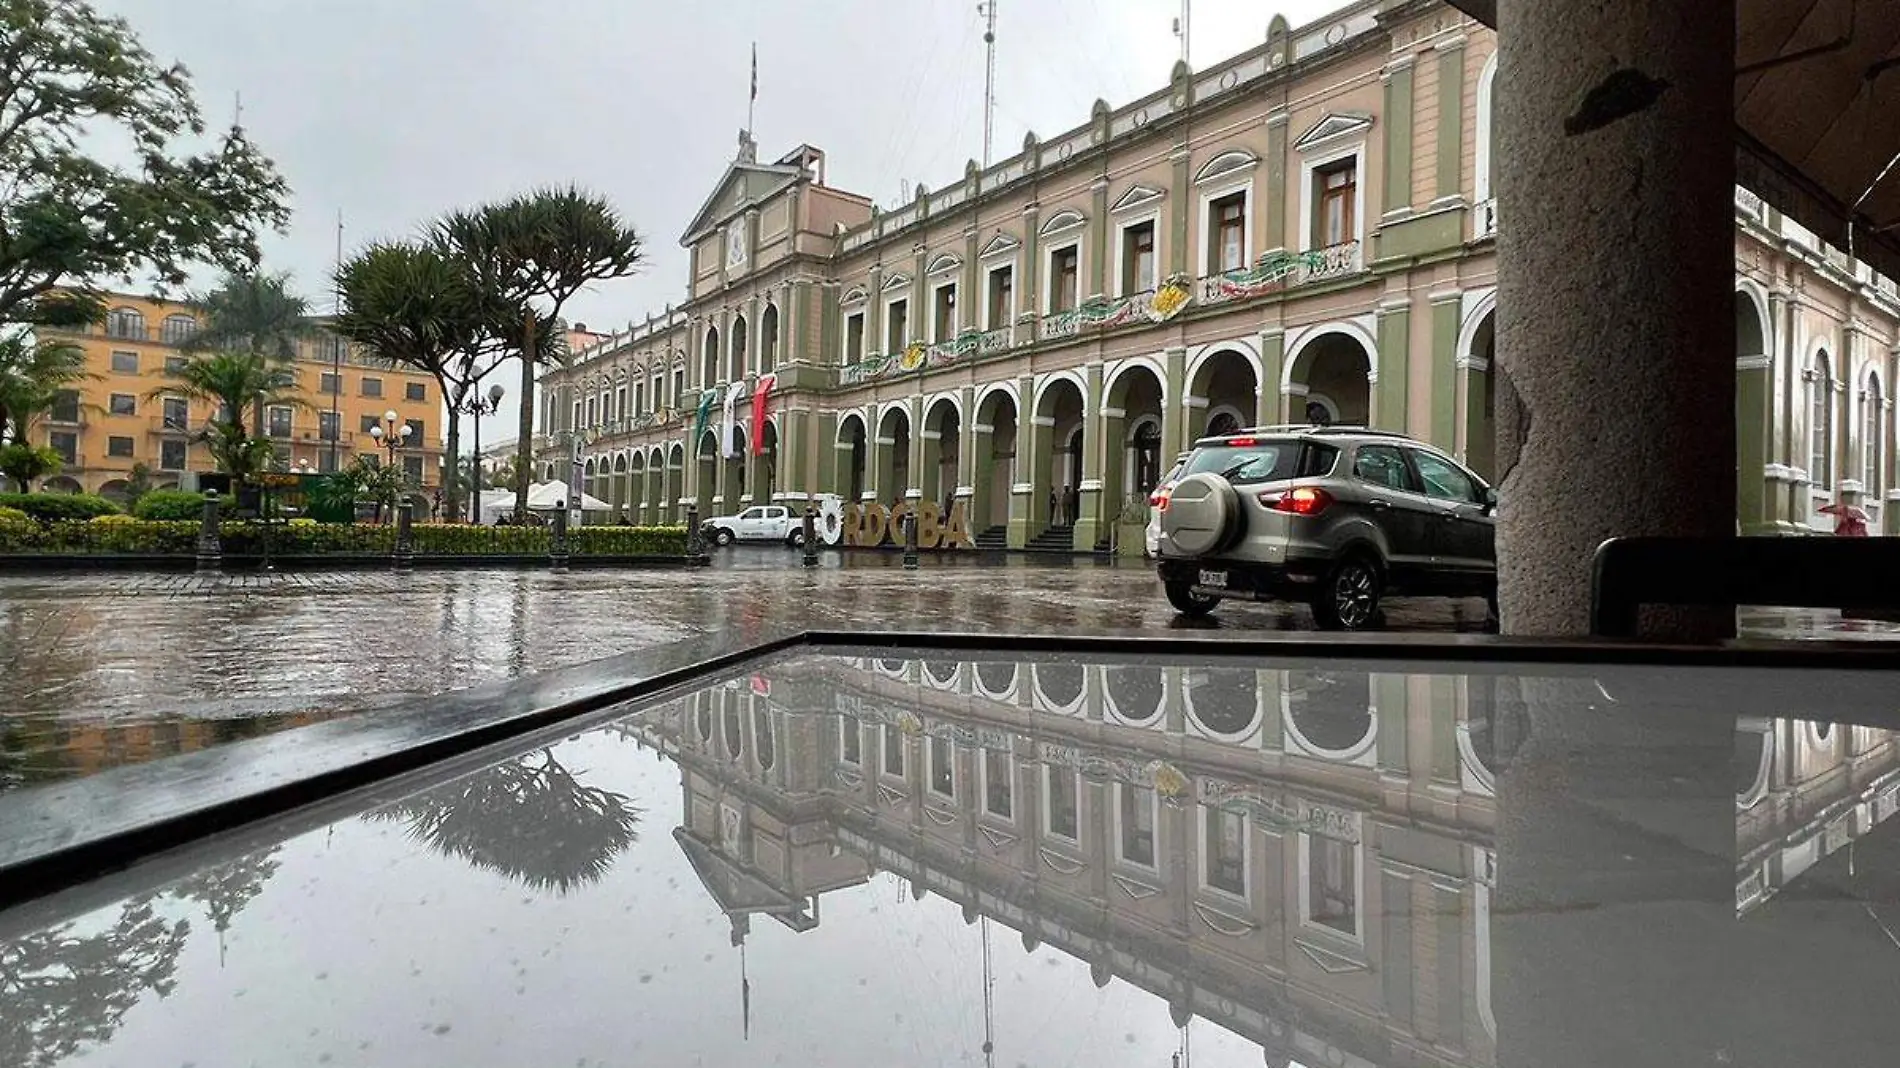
<box><xmin>720</xmin><ymin>384</ymin><xmax>741</xmax><ymax>458</ymax></box>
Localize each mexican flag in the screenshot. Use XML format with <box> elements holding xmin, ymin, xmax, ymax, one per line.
<box><xmin>692</xmin><ymin>388</ymin><xmax>717</xmax><ymax>449</ymax></box>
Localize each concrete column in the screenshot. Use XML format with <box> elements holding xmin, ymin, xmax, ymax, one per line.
<box><xmin>870</xmin><ymin>405</ymin><xmax>894</xmax><ymax>504</ymax></box>
<box><xmin>1021</xmin><ymin>206</ymin><xmax>1041</xmax><ymax>320</ymax></box>
<box><xmin>1256</xmin><ymin>330</ymin><xmax>1284</xmax><ymax>426</ymax></box>
<box><xmin>1429</xmin><ymin>293</ymin><xmax>1462</xmax><ymax>451</ymax></box>
<box><xmin>1264</xmin><ymin>112</ymin><xmax>1290</xmax><ymax>254</ymax></box>
<box><xmin>955</xmin><ymin>385</ymin><xmax>977</xmax><ymax>516</ymax></box>
<box><xmin>1494</xmin><ymin>0</ymin><xmax>1734</xmax><ymax>637</ymax></box>
<box><xmin>1169</xmin><ymin>143</ymin><xmax>1192</xmax><ymax>274</ymax></box>
<box><xmin>1376</xmin><ymin>302</ymin><xmax>1411</xmax><ymax>431</ymax></box>
<box><xmin>1009</xmin><ymin>373</ymin><xmax>1039</xmax><ymax>547</ymax></box>
<box><xmin>1075</xmin><ymin>362</ymin><xmax>1106</xmax><ymax>550</ymax></box>
<box><xmin>905</xmin><ymin>394</ymin><xmax>924</xmax><ymax>501</ymax></box>
<box><xmin>1161</xmin><ymin>345</ymin><xmax>1187</xmax><ymax>459</ymax></box>
<box><xmin>1434</xmin><ymin>39</ymin><xmax>1466</xmax><ymax>204</ymax></box>
<box><xmin>1381</xmin><ymin>55</ymin><xmax>1416</xmax><ymax>217</ymax></box>
<box><xmin>866</xmin><ymin>266</ymin><xmax>884</xmax><ymax>356</ymax></box>
<box><xmin>1090</xmin><ymin>177</ymin><xmax>1110</xmax><ymax>300</ymax></box>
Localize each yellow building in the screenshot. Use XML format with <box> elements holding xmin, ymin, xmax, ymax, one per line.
<box><xmin>31</xmin><ymin>291</ymin><xmax>442</xmax><ymax>500</ymax></box>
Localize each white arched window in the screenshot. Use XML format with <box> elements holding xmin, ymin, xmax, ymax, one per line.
<box><xmin>1810</xmin><ymin>350</ymin><xmax>1834</xmax><ymax>489</ymax></box>
<box><xmin>1475</xmin><ymin>52</ymin><xmax>1498</xmax><ymax>204</ymax></box>
<box><xmin>1864</xmin><ymin>371</ymin><xmax>1884</xmax><ymax>493</ymax></box>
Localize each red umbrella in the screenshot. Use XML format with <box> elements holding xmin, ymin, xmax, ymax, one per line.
<box><xmin>1819</xmin><ymin>502</ymin><xmax>1871</xmax><ymax>537</ymax></box>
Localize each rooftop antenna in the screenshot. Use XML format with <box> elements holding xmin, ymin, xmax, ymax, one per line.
<box><xmin>979</xmin><ymin>2</ymin><xmax>998</xmax><ymax>166</ymax></box>
<box><xmin>327</xmin><ymin>208</ymin><xmax>343</xmax><ymax>472</ymax></box>
<box><xmin>1173</xmin><ymin>0</ymin><xmax>1191</xmax><ymax>66</ymax></box>
<box><xmin>747</xmin><ymin>42</ymin><xmax>757</xmax><ymax>140</ymax></box>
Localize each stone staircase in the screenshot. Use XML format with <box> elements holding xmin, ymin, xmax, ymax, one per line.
<box><xmin>974</xmin><ymin>525</ymin><xmax>1009</xmax><ymax>551</ymax></box>
<box><xmin>1025</xmin><ymin>525</ymin><xmax>1076</xmax><ymax>552</ymax></box>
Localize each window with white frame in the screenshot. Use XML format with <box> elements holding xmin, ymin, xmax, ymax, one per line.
<box><xmin>1300</xmin><ymin>832</ymin><xmax>1360</xmax><ymax>939</ymax></box>
<box><xmin>844</xmin><ymin>311</ymin><xmax>866</xmax><ymax>365</ymax></box>
<box><xmin>585</xmin><ymin>396</ymin><xmax>597</xmax><ymax>427</ymax></box>
<box><xmin>1202</xmin><ymin>806</ymin><xmax>1247</xmax><ymax>897</ymax></box>
<box><xmin>1313</xmin><ymin>158</ymin><xmax>1358</xmax><ymax>248</ymax></box>
<box><xmin>1116</xmin><ymin>784</ymin><xmax>1157</xmax><ymax>868</ymax></box>
<box><xmin>885</xmin><ymin>297</ymin><xmax>909</xmax><ymax>353</ymax></box>
<box><xmin>616</xmin><ymin>385</ymin><xmax>627</xmax><ymax>422</ymax></box>
<box><xmin>1208</xmin><ymin>193</ymin><xmax>1247</xmax><ymax>273</ymax></box>
<box><xmin>881</xmin><ymin>724</ymin><xmax>906</xmax><ymax>780</ymax></box>
<box><xmin>985</xmin><ymin>264</ymin><xmax>1015</xmax><ymax>329</ymax></box>
<box><xmin>1475</xmin><ymin>52</ymin><xmax>1497</xmax><ymax>205</ymax></box>
<box><xmin>673</xmin><ymin>365</ymin><xmax>685</xmax><ymax>404</ymax></box>
<box><xmin>1043</xmin><ymin>767</ymin><xmax>1080</xmax><ymax>842</ymax></box>
<box><xmin>572</xmin><ymin>399</ymin><xmax>582</xmax><ymax>430</ymax></box>
<box><xmin>1047</xmin><ymin>244</ymin><xmax>1080</xmax><ymax>313</ymax></box>
<box><xmin>839</xmin><ymin>716</ymin><xmax>862</xmax><ymax>766</ymax></box>
<box><xmin>1119</xmin><ymin>218</ymin><xmax>1157</xmax><ymax>295</ymax></box>
<box><xmin>932</xmin><ymin>281</ymin><xmax>957</xmax><ymax>341</ymax></box>
<box><xmin>1864</xmin><ymin>372</ymin><xmax>1884</xmax><ymax>492</ymax></box>
<box><xmin>928</xmin><ymin>735</ymin><xmax>956</xmax><ymax>800</ymax></box>
<box><xmin>981</xmin><ymin>748</ymin><xmax>1013</xmax><ymax>820</ymax></box>
<box><xmin>1811</xmin><ymin>350</ymin><xmax>1834</xmax><ymax>489</ymax></box>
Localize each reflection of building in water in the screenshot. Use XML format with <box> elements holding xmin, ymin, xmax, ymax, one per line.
<box><xmin>636</xmin><ymin>656</ymin><xmax>1500</xmax><ymax>1068</ymax></box>
<box><xmin>1736</xmin><ymin>718</ymin><xmax>1900</xmax><ymax>914</ymax></box>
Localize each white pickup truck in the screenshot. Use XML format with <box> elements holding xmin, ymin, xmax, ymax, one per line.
<box><xmin>703</xmin><ymin>504</ymin><xmax>804</xmax><ymax>547</ymax></box>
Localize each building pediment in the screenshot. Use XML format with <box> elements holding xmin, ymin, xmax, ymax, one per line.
<box><xmin>680</xmin><ymin>161</ymin><xmax>804</xmax><ymax>245</ymax></box>
<box><xmin>1194</xmin><ymin>149</ymin><xmax>1260</xmax><ymax>185</ymax></box>
<box><xmin>979</xmin><ymin>232</ymin><xmax>1022</xmax><ymax>259</ymax></box>
<box><xmin>925</xmin><ymin>252</ymin><xmax>963</xmax><ymax>276</ymax></box>
<box><xmin>1039</xmin><ymin>209</ymin><xmax>1088</xmax><ymax>237</ymax></box>
<box><xmin>1110</xmin><ymin>184</ymin><xmax>1167</xmax><ymax>214</ymax></box>
<box><xmin>1294</xmin><ymin>111</ymin><xmax>1374</xmax><ymax>153</ymax></box>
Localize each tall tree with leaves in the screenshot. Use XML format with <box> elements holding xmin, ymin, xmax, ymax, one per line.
<box><xmin>153</xmin><ymin>350</ymin><xmax>301</xmax><ymax>485</ymax></box>
<box><xmin>435</xmin><ymin>187</ymin><xmax>643</xmax><ymax>518</ymax></box>
<box><xmin>0</xmin><ymin>0</ymin><xmax>289</xmax><ymax>330</ymax></box>
<box><xmin>332</xmin><ymin>241</ymin><xmax>506</xmax><ymax>524</ymax></box>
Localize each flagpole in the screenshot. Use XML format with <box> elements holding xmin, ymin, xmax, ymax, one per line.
<box><xmin>747</xmin><ymin>42</ymin><xmax>757</xmax><ymax>136</ymax></box>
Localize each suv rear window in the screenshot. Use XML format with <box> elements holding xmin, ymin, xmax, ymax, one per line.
<box><xmin>1180</xmin><ymin>440</ymin><xmax>1337</xmax><ymax>485</ymax></box>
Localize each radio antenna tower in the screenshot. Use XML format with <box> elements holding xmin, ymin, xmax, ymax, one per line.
<box><xmin>979</xmin><ymin>1</ymin><xmax>998</xmax><ymax>167</ymax></box>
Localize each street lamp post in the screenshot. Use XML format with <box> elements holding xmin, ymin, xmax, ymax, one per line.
<box><xmin>367</xmin><ymin>408</ymin><xmax>413</xmax><ymax>523</ymax></box>
<box><xmin>456</xmin><ymin>382</ymin><xmax>507</xmax><ymax>524</ymax></box>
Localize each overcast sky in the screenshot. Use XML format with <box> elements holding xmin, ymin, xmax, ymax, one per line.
<box><xmin>100</xmin><ymin>0</ymin><xmax>1348</xmax><ymax>446</ymax></box>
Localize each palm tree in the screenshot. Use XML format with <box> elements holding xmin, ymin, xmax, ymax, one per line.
<box><xmin>333</xmin><ymin>240</ymin><xmax>508</xmax><ymax>524</ymax></box>
<box><xmin>0</xmin><ymin>330</ymin><xmax>89</xmax><ymax>446</ymax></box>
<box><xmin>435</xmin><ymin>187</ymin><xmax>644</xmax><ymax>518</ymax></box>
<box><xmin>182</xmin><ymin>272</ymin><xmax>313</xmax><ymax>360</ymax></box>
<box><xmin>153</xmin><ymin>350</ymin><xmax>303</xmax><ymax>484</ymax></box>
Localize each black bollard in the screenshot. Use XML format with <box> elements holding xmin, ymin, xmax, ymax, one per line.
<box><xmin>903</xmin><ymin>510</ymin><xmax>919</xmax><ymax>571</ymax></box>
<box><xmin>195</xmin><ymin>489</ymin><xmax>222</xmax><ymax>574</ymax></box>
<box><xmin>394</xmin><ymin>499</ymin><xmax>415</xmax><ymax>571</ymax></box>
<box><xmin>550</xmin><ymin>505</ymin><xmax>570</xmax><ymax>572</ymax></box>
<box><xmin>802</xmin><ymin>505</ymin><xmax>819</xmax><ymax>568</ymax></box>
<box><xmin>685</xmin><ymin>504</ymin><xmax>703</xmax><ymax>560</ymax></box>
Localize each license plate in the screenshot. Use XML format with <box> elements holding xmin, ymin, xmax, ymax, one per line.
<box><xmin>1198</xmin><ymin>569</ymin><xmax>1227</xmax><ymax>589</ymax></box>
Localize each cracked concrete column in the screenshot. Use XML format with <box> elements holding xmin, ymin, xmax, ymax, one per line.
<box><xmin>1494</xmin><ymin>0</ymin><xmax>1734</xmax><ymax>638</ymax></box>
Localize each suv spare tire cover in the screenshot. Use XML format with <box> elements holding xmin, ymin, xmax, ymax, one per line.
<box><xmin>1161</xmin><ymin>472</ymin><xmax>1239</xmax><ymax>556</ymax></box>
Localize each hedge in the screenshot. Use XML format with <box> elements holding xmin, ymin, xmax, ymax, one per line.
<box><xmin>133</xmin><ymin>489</ymin><xmax>219</xmax><ymax>521</ymax></box>
<box><xmin>0</xmin><ymin>520</ymin><xmax>689</xmax><ymax>557</ymax></box>
<box><xmin>0</xmin><ymin>492</ymin><xmax>121</xmax><ymax>522</ymax></box>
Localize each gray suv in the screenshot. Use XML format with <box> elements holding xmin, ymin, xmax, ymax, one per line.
<box><xmin>1154</xmin><ymin>426</ymin><xmax>1496</xmax><ymax>629</ymax></box>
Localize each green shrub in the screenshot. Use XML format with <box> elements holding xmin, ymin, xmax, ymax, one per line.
<box><xmin>26</xmin><ymin>519</ymin><xmax>198</xmax><ymax>553</ymax></box>
<box><xmin>410</xmin><ymin>524</ymin><xmax>550</xmax><ymax>555</ymax></box>
<box><xmin>0</xmin><ymin>492</ymin><xmax>120</xmax><ymax>523</ymax></box>
<box><xmin>90</xmin><ymin>513</ymin><xmax>138</xmax><ymax>525</ymax></box>
<box><xmin>0</xmin><ymin>506</ymin><xmax>30</xmax><ymax>525</ymax></box>
<box><xmin>133</xmin><ymin>490</ymin><xmax>214</xmax><ymax>521</ymax></box>
<box><xmin>570</xmin><ymin>525</ymin><xmax>687</xmax><ymax>556</ymax></box>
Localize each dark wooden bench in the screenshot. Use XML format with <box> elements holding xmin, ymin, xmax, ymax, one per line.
<box><xmin>1590</xmin><ymin>536</ymin><xmax>1900</xmax><ymax>638</ymax></box>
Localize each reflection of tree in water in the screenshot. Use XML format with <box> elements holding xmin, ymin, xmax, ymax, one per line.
<box><xmin>168</xmin><ymin>846</ymin><xmax>283</xmax><ymax>961</ymax></box>
<box><xmin>0</xmin><ymin>897</ymin><xmax>190</xmax><ymax>1068</ymax></box>
<box><xmin>368</xmin><ymin>749</ymin><xmax>641</xmax><ymax>895</ymax></box>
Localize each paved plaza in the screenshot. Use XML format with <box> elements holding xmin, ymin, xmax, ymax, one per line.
<box><xmin>1</xmin><ymin>552</ymin><xmax>1892</xmax><ymax>790</ymax></box>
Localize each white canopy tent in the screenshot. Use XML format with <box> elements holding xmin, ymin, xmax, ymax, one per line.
<box><xmin>476</xmin><ymin>483</ymin><xmax>613</xmax><ymax>524</ymax></box>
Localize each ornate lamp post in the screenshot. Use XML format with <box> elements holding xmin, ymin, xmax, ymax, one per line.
<box><xmin>456</xmin><ymin>381</ymin><xmax>506</xmax><ymax>523</ymax></box>
<box><xmin>367</xmin><ymin>409</ymin><xmax>413</xmax><ymax>522</ymax></box>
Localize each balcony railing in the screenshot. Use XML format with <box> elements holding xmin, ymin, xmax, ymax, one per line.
<box><xmin>1198</xmin><ymin>243</ymin><xmax>1363</xmax><ymax>307</ymax></box>
<box><xmin>1735</xmin><ymin>186</ymin><xmax>1766</xmax><ymax>221</ymax></box>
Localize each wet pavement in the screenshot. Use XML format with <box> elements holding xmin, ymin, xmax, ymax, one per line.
<box><xmin>6</xmin><ymin>647</ymin><xmax>1900</xmax><ymax>1067</ymax></box>
<box><xmin>0</xmin><ymin>551</ymin><xmax>1892</xmax><ymax>790</ymax></box>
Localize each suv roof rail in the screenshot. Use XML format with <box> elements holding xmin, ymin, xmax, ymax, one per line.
<box><xmin>1218</xmin><ymin>423</ymin><xmax>1414</xmax><ymax>440</ymax></box>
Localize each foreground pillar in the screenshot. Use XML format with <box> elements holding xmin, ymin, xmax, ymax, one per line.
<box><xmin>1494</xmin><ymin>0</ymin><xmax>1735</xmax><ymax>637</ymax></box>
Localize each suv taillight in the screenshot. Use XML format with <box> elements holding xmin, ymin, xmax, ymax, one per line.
<box><xmin>1150</xmin><ymin>489</ymin><xmax>1171</xmax><ymax>511</ymax></box>
<box><xmin>1259</xmin><ymin>486</ymin><xmax>1333</xmax><ymax>515</ymax></box>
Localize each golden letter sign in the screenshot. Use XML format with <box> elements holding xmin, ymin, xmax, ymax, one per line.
<box><xmin>842</xmin><ymin>501</ymin><xmax>973</xmax><ymax>549</ymax></box>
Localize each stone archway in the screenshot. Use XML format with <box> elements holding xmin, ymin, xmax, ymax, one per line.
<box><xmin>760</xmin><ymin>305</ymin><xmax>780</xmax><ymax>373</ymax></box>
<box><xmin>755</xmin><ymin>419</ymin><xmax>779</xmax><ymax>503</ymax></box>
<box><xmin>664</xmin><ymin>443</ymin><xmax>684</xmax><ymax>523</ymax></box>
<box><xmin>695</xmin><ymin>429</ymin><xmax>718</xmax><ymax>512</ymax></box>
<box><xmin>612</xmin><ymin>453</ymin><xmax>629</xmax><ymax>513</ymax></box>
<box><xmin>922</xmin><ymin>396</ymin><xmax>960</xmax><ymax>514</ymax></box>
<box><xmin>726</xmin><ymin>424</ymin><xmax>750</xmax><ymax>505</ymax></box>
<box><xmin>836</xmin><ymin>413</ymin><xmax>868</xmax><ymax>503</ymax></box>
<box><xmin>1735</xmin><ymin>288</ymin><xmax>1772</xmax><ymax>533</ymax></box>
<box><xmin>1034</xmin><ymin>378</ymin><xmax>1085</xmax><ymax>534</ymax></box>
<box><xmin>1287</xmin><ymin>330</ymin><xmax>1374</xmax><ymax>427</ymax></box>
<box><xmin>1461</xmin><ymin>309</ymin><xmax>1497</xmax><ymax>480</ymax></box>
<box><xmin>627</xmin><ymin>453</ymin><xmax>645</xmax><ymax>521</ymax></box>
<box><xmin>874</xmin><ymin>405</ymin><xmax>911</xmax><ymax>508</ymax></box>
<box><xmin>1186</xmin><ymin>348</ymin><xmax>1259</xmax><ymax>440</ymax></box>
<box><xmin>973</xmin><ymin>389</ymin><xmax>1018</xmax><ymax>543</ymax></box>
<box><xmin>1104</xmin><ymin>362</ymin><xmax>1166</xmax><ymax>514</ymax></box>
<box><xmin>701</xmin><ymin>325</ymin><xmax>720</xmax><ymax>388</ymax></box>
<box><xmin>729</xmin><ymin>316</ymin><xmax>749</xmax><ymax>382</ymax></box>
<box><xmin>582</xmin><ymin>458</ymin><xmax>598</xmax><ymax>504</ymax></box>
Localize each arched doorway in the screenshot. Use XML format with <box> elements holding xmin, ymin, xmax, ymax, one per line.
<box><xmin>97</xmin><ymin>479</ymin><xmax>131</xmax><ymax>505</ymax></box>
<box><xmin>582</xmin><ymin>458</ymin><xmax>597</xmax><ymax>504</ymax></box>
<box><xmin>875</xmin><ymin>405</ymin><xmax>910</xmax><ymax>507</ymax></box>
<box><xmin>973</xmin><ymin>389</ymin><xmax>1017</xmax><ymax>541</ymax></box>
<box><xmin>664</xmin><ymin>443</ymin><xmax>684</xmax><ymax>523</ymax></box>
<box><xmin>756</xmin><ymin>420</ymin><xmax>779</xmax><ymax>502</ymax></box>
<box><xmin>1187</xmin><ymin>348</ymin><xmax>1258</xmax><ymax>440</ymax></box>
<box><xmin>922</xmin><ymin>396</ymin><xmax>960</xmax><ymax>514</ymax></box>
<box><xmin>1104</xmin><ymin>362</ymin><xmax>1166</xmax><ymax>512</ymax></box>
<box><xmin>1034</xmin><ymin>378</ymin><xmax>1085</xmax><ymax>533</ymax></box>
<box><xmin>612</xmin><ymin>453</ymin><xmax>629</xmax><ymax>513</ymax></box>
<box><xmin>836</xmin><ymin>413</ymin><xmax>868</xmax><ymax>502</ymax></box>
<box><xmin>1287</xmin><ymin>330</ymin><xmax>1373</xmax><ymax>426</ymax></box>
<box><xmin>1461</xmin><ymin>307</ymin><xmax>1497</xmax><ymax>480</ymax></box>
<box><xmin>701</xmin><ymin>325</ymin><xmax>720</xmax><ymax>388</ymax></box>
<box><xmin>1736</xmin><ymin>289</ymin><xmax>1771</xmax><ymax>533</ymax></box>
<box><xmin>695</xmin><ymin>430</ymin><xmax>718</xmax><ymax>511</ymax></box>
<box><xmin>627</xmin><ymin>453</ymin><xmax>646</xmax><ymax>521</ymax></box>
<box><xmin>730</xmin><ymin>316</ymin><xmax>749</xmax><ymax>382</ymax></box>
<box><xmin>726</xmin><ymin>424</ymin><xmax>749</xmax><ymax>504</ymax></box>
<box><xmin>760</xmin><ymin>305</ymin><xmax>780</xmax><ymax>373</ymax></box>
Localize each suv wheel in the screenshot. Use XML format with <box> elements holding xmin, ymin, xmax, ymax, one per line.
<box><xmin>1312</xmin><ymin>556</ymin><xmax>1382</xmax><ymax>631</ymax></box>
<box><xmin>1164</xmin><ymin>579</ymin><xmax>1221</xmax><ymax>617</ymax></box>
<box><xmin>713</xmin><ymin>527</ymin><xmax>735</xmax><ymax>547</ymax></box>
<box><xmin>786</xmin><ymin>527</ymin><xmax>805</xmax><ymax>548</ymax></box>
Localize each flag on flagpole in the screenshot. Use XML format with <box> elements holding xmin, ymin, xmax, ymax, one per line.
<box><xmin>750</xmin><ymin>43</ymin><xmax>757</xmax><ymax>103</ymax></box>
